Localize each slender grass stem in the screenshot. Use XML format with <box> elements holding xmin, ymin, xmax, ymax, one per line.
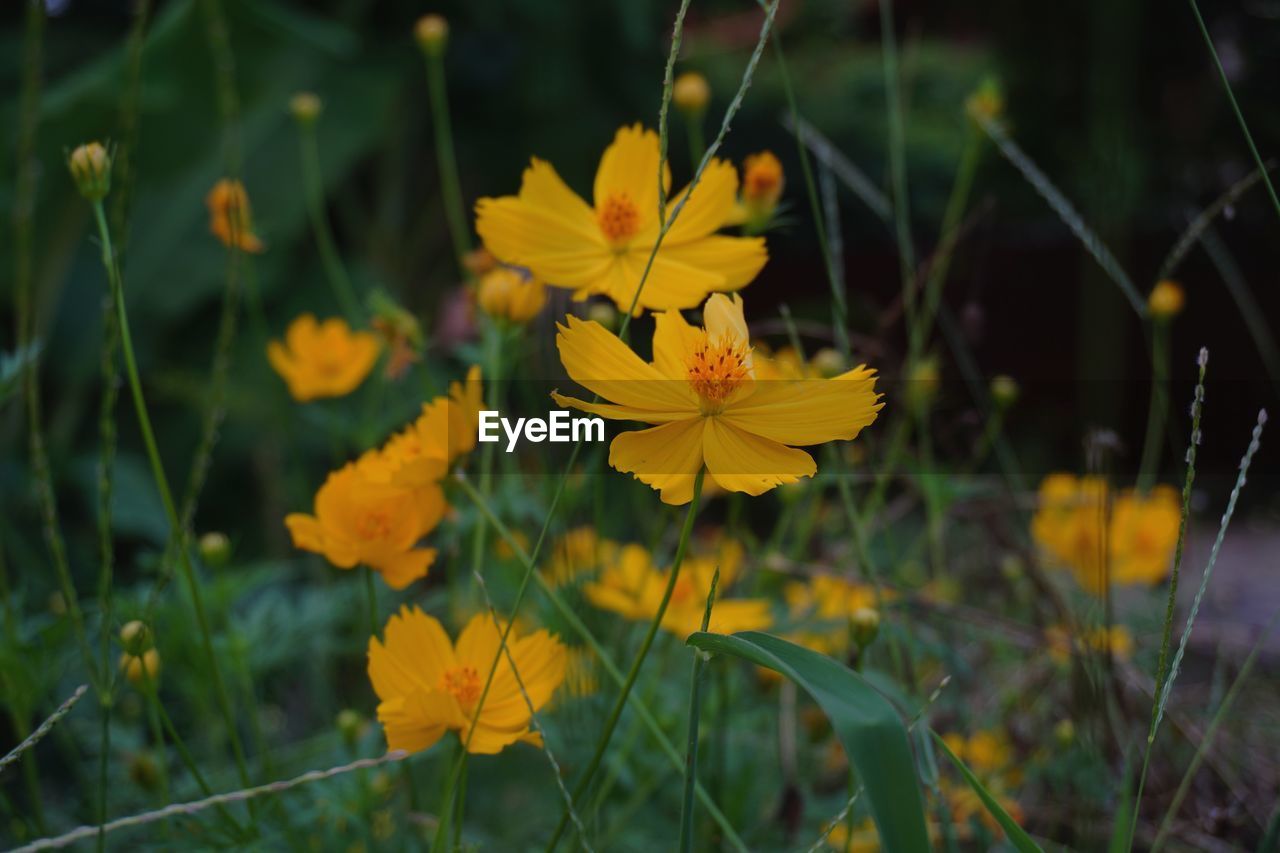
<box><xmin>421</xmin><ymin>46</ymin><xmax>472</xmax><ymax>275</ymax></box>
<box><xmin>657</xmin><ymin>0</ymin><xmax>694</xmax><ymax>221</ymax></box>
<box><xmin>546</xmin><ymin>470</ymin><xmax>706</xmax><ymax>850</ymax></box>
<box><xmin>1187</xmin><ymin>0</ymin><xmax>1280</xmax><ymax>228</ymax></box>
<box><xmin>363</xmin><ymin>567</ymin><xmax>378</xmax><ymax>638</ymax></box>
<box><xmin>91</xmin><ymin>201</ymin><xmax>252</xmax><ymax>794</ymax></box>
<box><xmin>686</xmin><ymin>117</ymin><xmax>706</xmax><ymax>166</ymax></box>
<box><xmin>678</xmin><ymin>566</ymin><xmax>719</xmax><ymax>853</ymax></box>
<box><xmin>878</xmin><ymin>0</ymin><xmax>919</xmax><ymax>353</ymax></box>
<box><xmin>297</xmin><ymin>119</ymin><xmax>362</xmax><ymax>318</ymax></box>
<box><xmin>1136</xmin><ymin>321</ymin><xmax>1171</xmax><ymax>493</ymax></box>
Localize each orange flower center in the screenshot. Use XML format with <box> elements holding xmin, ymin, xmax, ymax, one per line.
<box><xmin>687</xmin><ymin>335</ymin><xmax>751</xmax><ymax>409</ymax></box>
<box><xmin>355</xmin><ymin>509</ymin><xmax>393</xmax><ymax>541</ymax></box>
<box><xmin>597</xmin><ymin>193</ymin><xmax>641</xmax><ymax>245</ymax></box>
<box><xmin>745</xmin><ymin>166</ymin><xmax>780</xmax><ymax>201</ymax></box>
<box><xmin>441</xmin><ymin>665</ymin><xmax>482</xmax><ymax>707</ymax></box>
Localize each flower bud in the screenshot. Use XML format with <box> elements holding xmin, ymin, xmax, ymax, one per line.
<box><xmin>586</xmin><ymin>301</ymin><xmax>618</xmax><ymax>331</ymax></box>
<box><xmin>906</xmin><ymin>358</ymin><xmax>940</xmax><ymax>410</ymax></box>
<box><xmin>128</xmin><ymin>751</ymin><xmax>162</xmax><ymax>791</ymax></box>
<box><xmin>477</xmin><ymin>267</ymin><xmax>546</xmax><ymax>324</ymax></box>
<box><xmin>850</xmin><ymin>607</ymin><xmax>880</xmax><ymax>650</ymax></box>
<box><xmin>989</xmin><ymin>374</ymin><xmax>1019</xmax><ymax>408</ymax></box>
<box><xmin>1053</xmin><ymin>718</ymin><xmax>1075</xmax><ymax>747</ymax></box>
<box><xmin>289</xmin><ymin>91</ymin><xmax>323</xmax><ymax>125</ymax></box>
<box><xmin>463</xmin><ymin>248</ymin><xmax>497</xmax><ymax>278</ymax></box>
<box><xmin>808</xmin><ymin>348</ymin><xmax>846</xmax><ymax>378</ymax></box>
<box><xmin>120</xmin><ymin>648</ymin><xmax>161</xmax><ymax>686</ymax></box>
<box><xmin>337</xmin><ymin>708</ymin><xmax>363</xmax><ymax>748</ymax></box>
<box><xmin>1148</xmin><ymin>279</ymin><xmax>1185</xmax><ymax>319</ymax></box>
<box><xmin>119</xmin><ymin>620</ymin><xmax>152</xmax><ymax>656</ymax></box>
<box><xmin>415</xmin><ymin>14</ymin><xmax>448</xmax><ymax>56</ymax></box>
<box><xmin>739</xmin><ymin>151</ymin><xmax>784</xmax><ymax>234</ymax></box>
<box><xmin>199</xmin><ymin>531</ymin><xmax>232</xmax><ymax>567</ymax></box>
<box><xmin>68</xmin><ymin>142</ymin><xmax>111</xmax><ymax>202</ymax></box>
<box><xmin>672</xmin><ymin>72</ymin><xmax>710</xmax><ymax>116</ymax></box>
<box><xmin>965</xmin><ymin>77</ymin><xmax>1004</xmax><ymax>123</ymax></box>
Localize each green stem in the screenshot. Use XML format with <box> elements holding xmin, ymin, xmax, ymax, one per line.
<box><xmin>878</xmin><ymin>0</ymin><xmax>918</xmax><ymax>352</ymax></box>
<box><xmin>546</xmin><ymin>469</ymin><xmax>706</xmax><ymax>850</ymax></box>
<box><xmin>364</xmin><ymin>566</ymin><xmax>378</xmax><ymax>638</ymax></box>
<box><xmin>1187</xmin><ymin>0</ymin><xmax>1280</xmax><ymax>228</ymax></box>
<box><xmin>91</xmin><ymin>201</ymin><xmax>253</xmax><ymax>795</ymax></box>
<box><xmin>422</xmin><ymin>47</ymin><xmax>472</xmax><ymax>275</ymax></box>
<box><xmin>686</xmin><ymin>116</ymin><xmax>706</xmax><ymax>166</ymax></box>
<box><xmin>1136</xmin><ymin>321</ymin><xmax>1170</xmax><ymax>493</ymax></box>
<box><xmin>678</xmin><ymin>566</ymin><xmax>720</xmax><ymax>853</ymax></box>
<box><xmin>297</xmin><ymin>120</ymin><xmax>362</xmax><ymax>318</ymax></box>
<box><xmin>96</xmin><ymin>698</ymin><xmax>109</xmax><ymax>853</ymax></box>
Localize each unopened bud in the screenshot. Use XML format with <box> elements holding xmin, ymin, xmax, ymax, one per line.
<box><xmin>290</xmin><ymin>92</ymin><xmax>323</xmax><ymax>125</ymax></box>
<box><xmin>850</xmin><ymin>607</ymin><xmax>880</xmax><ymax>650</ymax></box>
<box><xmin>128</xmin><ymin>751</ymin><xmax>162</xmax><ymax>791</ymax></box>
<box><xmin>810</xmin><ymin>348</ymin><xmax>846</xmax><ymax>378</ymax></box>
<box><xmin>672</xmin><ymin>72</ymin><xmax>710</xmax><ymax>116</ymax></box>
<box><xmin>120</xmin><ymin>648</ymin><xmax>161</xmax><ymax>686</ymax></box>
<box><xmin>990</xmin><ymin>374</ymin><xmax>1019</xmax><ymax>408</ymax></box>
<box><xmin>337</xmin><ymin>708</ymin><xmax>363</xmax><ymax>748</ymax></box>
<box><xmin>119</xmin><ymin>620</ymin><xmax>152</xmax><ymax>655</ymax></box>
<box><xmin>199</xmin><ymin>531</ymin><xmax>232</xmax><ymax>567</ymax></box>
<box><xmin>415</xmin><ymin>14</ymin><xmax>448</xmax><ymax>56</ymax></box>
<box><xmin>586</xmin><ymin>301</ymin><xmax>618</xmax><ymax>331</ymax></box>
<box><xmin>1147</xmin><ymin>279</ymin><xmax>1185</xmax><ymax>319</ymax></box>
<box><xmin>68</xmin><ymin>142</ymin><xmax>111</xmax><ymax>202</ymax></box>
<box><xmin>1053</xmin><ymin>718</ymin><xmax>1075</xmax><ymax>747</ymax></box>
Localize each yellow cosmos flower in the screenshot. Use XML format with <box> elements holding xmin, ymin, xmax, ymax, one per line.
<box><xmin>1031</xmin><ymin>474</ymin><xmax>1181</xmax><ymax>594</ymax></box>
<box><xmin>584</xmin><ymin>539</ymin><xmax>771</xmax><ymax>638</ymax></box>
<box><xmin>1046</xmin><ymin>624</ymin><xmax>1134</xmax><ymax>664</ymax></box>
<box><xmin>477</xmin><ymin>266</ymin><xmax>547</xmax><ymax>324</ymax></box>
<box><xmin>367</xmin><ymin>606</ymin><xmax>566</xmax><ymax>755</ymax></box>
<box><xmin>267</xmin><ymin>314</ymin><xmax>381</xmax><ymax>402</ymax></box>
<box><xmin>942</xmin><ymin>730</ymin><xmax>1014</xmax><ymax>777</ymax></box>
<box><xmin>285</xmin><ymin>463</ymin><xmax>441</xmax><ymax>589</ymax></box>
<box><xmin>737</xmin><ymin>151</ymin><xmax>784</xmax><ymax>233</ymax></box>
<box><xmin>475</xmin><ymin>124</ymin><xmax>767</xmax><ymax>312</ymax></box>
<box><xmin>446</xmin><ymin>365</ymin><xmax>484</xmax><ymax>462</ymax></box>
<box><xmin>783</xmin><ymin>574</ymin><xmax>889</xmax><ymax>656</ymax></box>
<box><xmin>542</xmin><ymin>526</ymin><xmax>619</xmax><ymax>587</ymax></box>
<box><xmin>552</xmin><ymin>293</ymin><xmax>881</xmax><ymax>505</ymax></box>
<box><xmin>205</xmin><ymin>178</ymin><xmax>265</xmax><ymax>253</ymax></box>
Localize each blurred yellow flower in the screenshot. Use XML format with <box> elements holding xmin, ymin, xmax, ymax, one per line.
<box><xmin>736</xmin><ymin>151</ymin><xmax>783</xmax><ymax>233</ymax></box>
<box><xmin>584</xmin><ymin>539</ymin><xmax>771</xmax><ymax>638</ymax></box>
<box><xmin>267</xmin><ymin>314</ymin><xmax>381</xmax><ymax>402</ymax></box>
<box><xmin>672</xmin><ymin>71</ymin><xmax>710</xmax><ymax>116</ymax></box>
<box><xmin>542</xmin><ymin>526</ymin><xmax>619</xmax><ymax>587</ymax></box>
<box><xmin>119</xmin><ymin>648</ymin><xmax>161</xmax><ymax>686</ymax></box>
<box><xmin>783</xmin><ymin>574</ymin><xmax>889</xmax><ymax>656</ymax></box>
<box><xmin>476</xmin><ymin>124</ymin><xmax>767</xmax><ymax>312</ymax></box>
<box><xmin>367</xmin><ymin>606</ymin><xmax>566</xmax><ymax>755</ymax></box>
<box><xmin>942</xmin><ymin>729</ymin><xmax>1014</xmax><ymax>776</ymax></box>
<box><xmin>68</xmin><ymin>142</ymin><xmax>111</xmax><ymax>201</ymax></box>
<box><xmin>1046</xmin><ymin>623</ymin><xmax>1134</xmax><ymax>664</ymax></box>
<box><xmin>1031</xmin><ymin>474</ymin><xmax>1181</xmax><ymax>594</ymax></box>
<box><xmin>477</xmin><ymin>266</ymin><xmax>547</xmax><ymax>324</ymax></box>
<box><xmin>446</xmin><ymin>365</ymin><xmax>484</xmax><ymax>462</ymax></box>
<box><xmin>1148</xmin><ymin>279</ymin><xmax>1185</xmax><ymax>318</ymax></box>
<box><xmin>553</xmin><ymin>293</ymin><xmax>881</xmax><ymax>504</ymax></box>
<box><xmin>285</xmin><ymin>463</ymin><xmax>441</xmax><ymax>589</ymax></box>
<box><xmin>205</xmin><ymin>178</ymin><xmax>265</xmax><ymax>253</ymax></box>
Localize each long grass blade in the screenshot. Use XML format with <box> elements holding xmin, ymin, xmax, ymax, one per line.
<box><xmin>1157</xmin><ymin>164</ymin><xmax>1273</xmax><ymax>280</ymax></box>
<box><xmin>1197</xmin><ymin>224</ymin><xmax>1280</xmax><ymax>397</ymax></box>
<box><xmin>0</xmin><ymin>685</ymin><xmax>88</xmax><ymax>776</ymax></box>
<box><xmin>931</xmin><ymin>731</ymin><xmax>1042</xmax><ymax>852</ymax></box>
<box><xmin>781</xmin><ymin>114</ymin><xmax>892</xmax><ymax>222</ymax></box>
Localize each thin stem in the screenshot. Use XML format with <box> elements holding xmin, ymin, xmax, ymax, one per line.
<box><xmin>656</xmin><ymin>0</ymin><xmax>694</xmax><ymax>221</ymax></box>
<box><xmin>422</xmin><ymin>47</ymin><xmax>472</xmax><ymax>275</ymax></box>
<box><xmin>878</xmin><ymin>0</ymin><xmax>919</xmax><ymax>352</ymax></box>
<box><xmin>297</xmin><ymin>119</ymin><xmax>362</xmax><ymax>318</ymax></box>
<box><xmin>1187</xmin><ymin>0</ymin><xmax>1280</xmax><ymax>228</ymax></box>
<box><xmin>363</xmin><ymin>566</ymin><xmax>378</xmax><ymax>638</ymax></box>
<box><xmin>686</xmin><ymin>116</ymin><xmax>706</xmax><ymax>166</ymax></box>
<box><xmin>678</xmin><ymin>566</ymin><xmax>720</xmax><ymax>853</ymax></box>
<box><xmin>1137</xmin><ymin>321</ymin><xmax>1171</xmax><ymax>493</ymax></box>
<box><xmin>546</xmin><ymin>469</ymin><xmax>706</xmax><ymax>850</ymax></box>
<box><xmin>91</xmin><ymin>200</ymin><xmax>253</xmax><ymax>793</ymax></box>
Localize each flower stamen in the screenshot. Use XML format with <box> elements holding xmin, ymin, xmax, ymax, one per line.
<box><xmin>597</xmin><ymin>193</ymin><xmax>641</xmax><ymax>245</ymax></box>
<box><xmin>441</xmin><ymin>665</ymin><xmax>482</xmax><ymax>707</ymax></box>
<box><xmin>687</xmin><ymin>335</ymin><xmax>751</xmax><ymax>409</ymax></box>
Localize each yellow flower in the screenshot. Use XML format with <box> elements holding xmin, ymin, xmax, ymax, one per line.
<box><xmin>672</xmin><ymin>71</ymin><xmax>710</xmax><ymax>116</ymax></box>
<box><xmin>942</xmin><ymin>730</ymin><xmax>1013</xmax><ymax>777</ymax></box>
<box><xmin>542</xmin><ymin>526</ymin><xmax>619</xmax><ymax>586</ymax></box>
<box><xmin>267</xmin><ymin>314</ymin><xmax>381</xmax><ymax>402</ymax></box>
<box><xmin>367</xmin><ymin>606</ymin><xmax>566</xmax><ymax>755</ymax></box>
<box><xmin>119</xmin><ymin>648</ymin><xmax>161</xmax><ymax>686</ymax></box>
<box><xmin>783</xmin><ymin>574</ymin><xmax>888</xmax><ymax>656</ymax></box>
<box><xmin>205</xmin><ymin>179</ymin><xmax>265</xmax><ymax>253</ymax></box>
<box><xmin>737</xmin><ymin>151</ymin><xmax>784</xmax><ymax>233</ymax></box>
<box><xmin>68</xmin><ymin>142</ymin><xmax>111</xmax><ymax>201</ymax></box>
<box><xmin>1148</xmin><ymin>279</ymin><xmax>1185</xmax><ymax>318</ymax></box>
<box><xmin>1046</xmin><ymin>624</ymin><xmax>1134</xmax><ymax>664</ymax></box>
<box><xmin>552</xmin><ymin>293</ymin><xmax>881</xmax><ymax>504</ymax></box>
<box><xmin>414</xmin><ymin>14</ymin><xmax>448</xmax><ymax>55</ymax></box>
<box><xmin>823</xmin><ymin>818</ymin><xmax>881</xmax><ymax>852</ymax></box>
<box><xmin>285</xmin><ymin>463</ymin><xmax>441</xmax><ymax>589</ymax></box>
<box><xmin>477</xmin><ymin>266</ymin><xmax>547</xmax><ymax>324</ymax></box>
<box><xmin>446</xmin><ymin>365</ymin><xmax>484</xmax><ymax>463</ymax></box>
<box><xmin>475</xmin><ymin>124</ymin><xmax>767</xmax><ymax>312</ymax></box>
<box><xmin>584</xmin><ymin>539</ymin><xmax>771</xmax><ymax>638</ymax></box>
<box><xmin>1031</xmin><ymin>474</ymin><xmax>1180</xmax><ymax>594</ymax></box>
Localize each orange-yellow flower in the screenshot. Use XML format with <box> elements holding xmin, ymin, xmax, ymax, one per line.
<box><xmin>783</xmin><ymin>574</ymin><xmax>889</xmax><ymax>656</ymax></box>
<box><xmin>285</xmin><ymin>463</ymin><xmax>441</xmax><ymax>589</ymax></box>
<box><xmin>476</xmin><ymin>266</ymin><xmax>547</xmax><ymax>324</ymax></box>
<box><xmin>267</xmin><ymin>314</ymin><xmax>381</xmax><ymax>402</ymax></box>
<box><xmin>367</xmin><ymin>606</ymin><xmax>566</xmax><ymax>755</ymax></box>
<box><xmin>584</xmin><ymin>539</ymin><xmax>771</xmax><ymax>638</ymax></box>
<box><xmin>476</xmin><ymin>124</ymin><xmax>767</xmax><ymax>312</ymax></box>
<box><xmin>1046</xmin><ymin>623</ymin><xmax>1134</xmax><ymax>664</ymax></box>
<box><xmin>552</xmin><ymin>293</ymin><xmax>881</xmax><ymax>505</ymax></box>
<box><xmin>542</xmin><ymin>526</ymin><xmax>619</xmax><ymax>587</ymax></box>
<box><xmin>205</xmin><ymin>179</ymin><xmax>265</xmax><ymax>253</ymax></box>
<box><xmin>445</xmin><ymin>365</ymin><xmax>484</xmax><ymax>463</ymax></box>
<box><xmin>736</xmin><ymin>151</ymin><xmax>784</xmax><ymax>233</ymax></box>
<box><xmin>1031</xmin><ymin>474</ymin><xmax>1181</xmax><ymax>594</ymax></box>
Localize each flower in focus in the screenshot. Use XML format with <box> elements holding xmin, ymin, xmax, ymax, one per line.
<box><xmin>736</xmin><ymin>151</ymin><xmax>784</xmax><ymax>234</ymax></box>
<box><xmin>672</xmin><ymin>71</ymin><xmax>710</xmax><ymax>117</ymax></box>
<box><xmin>367</xmin><ymin>606</ymin><xmax>566</xmax><ymax>754</ymax></box>
<box><xmin>267</xmin><ymin>314</ymin><xmax>381</xmax><ymax>402</ymax></box>
<box><xmin>205</xmin><ymin>179</ymin><xmax>265</xmax><ymax>253</ymax></box>
<box><xmin>584</xmin><ymin>538</ymin><xmax>772</xmax><ymax>638</ymax></box>
<box><xmin>476</xmin><ymin>124</ymin><xmax>767</xmax><ymax>312</ymax></box>
<box><xmin>285</xmin><ymin>463</ymin><xmax>441</xmax><ymax>589</ymax></box>
<box><xmin>477</xmin><ymin>266</ymin><xmax>547</xmax><ymax>324</ymax></box>
<box><xmin>1148</xmin><ymin>279</ymin><xmax>1185</xmax><ymax>319</ymax></box>
<box><xmin>1031</xmin><ymin>474</ymin><xmax>1180</xmax><ymax>594</ymax></box>
<box><xmin>553</xmin><ymin>293</ymin><xmax>881</xmax><ymax>504</ymax></box>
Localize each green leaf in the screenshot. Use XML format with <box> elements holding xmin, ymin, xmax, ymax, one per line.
<box><xmin>930</xmin><ymin>731</ymin><xmax>1042</xmax><ymax>853</ymax></box>
<box><xmin>686</xmin><ymin>631</ymin><xmax>930</xmax><ymax>852</ymax></box>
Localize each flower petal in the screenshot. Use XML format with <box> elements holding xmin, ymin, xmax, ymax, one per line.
<box><xmin>608</xmin><ymin>417</ymin><xmax>706</xmax><ymax>505</ymax></box>
<box><xmin>368</xmin><ymin>606</ymin><xmax>455</xmax><ymax>700</ymax></box>
<box><xmin>702</xmin><ymin>417</ymin><xmax>816</xmax><ymax>496</ymax></box>
<box><xmin>651</xmin><ymin>309</ymin><xmax>703</xmax><ymax>380</ymax></box>
<box><xmin>664</xmin><ymin>158</ymin><xmax>741</xmax><ymax>242</ymax></box>
<box><xmin>551</xmin><ymin>391</ymin><xmax>690</xmax><ymax>425</ymax></box>
<box><xmin>556</xmin><ymin>316</ymin><xmax>698</xmax><ymax>412</ymax></box>
<box><xmin>657</xmin><ymin>235</ymin><xmax>767</xmax><ymax>292</ymax></box>
<box><xmin>373</xmin><ymin>548</ymin><xmax>436</xmax><ymax>589</ymax></box>
<box><xmin>475</xmin><ymin>187</ymin><xmax>611</xmax><ymax>286</ymax></box>
<box><xmin>721</xmin><ymin>369</ymin><xmax>883</xmax><ymax>446</ymax></box>
<box><xmin>593</xmin><ymin>124</ymin><xmax>667</xmax><ymax>228</ymax></box>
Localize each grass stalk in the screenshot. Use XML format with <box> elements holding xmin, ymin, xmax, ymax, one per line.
<box><xmin>297</xmin><ymin>117</ymin><xmax>362</xmax><ymax>318</ymax></box>
<box><xmin>678</xmin><ymin>566</ymin><xmax>720</xmax><ymax>853</ymax></box>
<box><xmin>1136</xmin><ymin>320</ymin><xmax>1171</xmax><ymax>493</ymax></box>
<box><xmin>878</xmin><ymin>0</ymin><xmax>919</xmax><ymax>353</ymax></box>
<box><xmin>421</xmin><ymin>43</ymin><xmax>473</xmax><ymax>275</ymax></box>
